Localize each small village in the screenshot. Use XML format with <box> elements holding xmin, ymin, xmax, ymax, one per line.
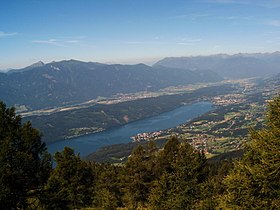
<box><xmin>130</xmin><ymin>78</ymin><xmax>276</xmax><ymax>157</ymax></box>
<box><xmin>131</xmin><ymin>131</ymin><xmax>163</xmax><ymax>142</ymax></box>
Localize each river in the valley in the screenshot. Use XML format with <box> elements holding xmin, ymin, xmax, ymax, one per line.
<box><xmin>47</xmin><ymin>101</ymin><xmax>213</xmax><ymax>156</ymax></box>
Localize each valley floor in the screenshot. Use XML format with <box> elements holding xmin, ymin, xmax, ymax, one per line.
<box><xmin>88</xmin><ymin>75</ymin><xmax>280</xmax><ymax>162</ymax></box>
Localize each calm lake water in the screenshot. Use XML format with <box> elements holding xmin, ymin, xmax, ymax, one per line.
<box><xmin>47</xmin><ymin>101</ymin><xmax>213</xmax><ymax>156</ymax></box>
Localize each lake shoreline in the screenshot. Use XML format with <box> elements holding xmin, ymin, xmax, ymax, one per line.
<box><xmin>47</xmin><ymin>101</ymin><xmax>214</xmax><ymax>156</ymax></box>
<box><xmin>46</xmin><ymin>100</ymin><xmax>202</xmax><ymax>145</ymax></box>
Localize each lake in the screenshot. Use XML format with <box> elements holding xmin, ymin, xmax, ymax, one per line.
<box><xmin>47</xmin><ymin>101</ymin><xmax>213</xmax><ymax>156</ymax></box>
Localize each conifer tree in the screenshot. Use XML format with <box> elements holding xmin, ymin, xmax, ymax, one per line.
<box><xmin>220</xmin><ymin>97</ymin><xmax>280</xmax><ymax>209</ymax></box>
<box><xmin>42</xmin><ymin>147</ymin><xmax>94</xmax><ymax>210</ymax></box>
<box><xmin>0</xmin><ymin>101</ymin><xmax>51</xmax><ymax>209</ymax></box>
<box><xmin>93</xmin><ymin>163</ymin><xmax>122</xmax><ymax>210</ymax></box>
<box><xmin>148</xmin><ymin>137</ymin><xmax>206</xmax><ymax>210</ymax></box>
<box><xmin>122</xmin><ymin>142</ymin><xmax>157</xmax><ymax>209</ymax></box>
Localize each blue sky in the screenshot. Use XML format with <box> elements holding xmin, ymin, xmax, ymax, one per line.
<box><xmin>1</xmin><ymin>0</ymin><xmax>280</xmax><ymax>69</ymax></box>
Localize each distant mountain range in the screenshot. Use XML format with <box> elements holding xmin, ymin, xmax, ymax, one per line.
<box><xmin>154</xmin><ymin>52</ymin><xmax>280</xmax><ymax>79</ymax></box>
<box><xmin>2</xmin><ymin>52</ymin><xmax>279</xmax><ymax>110</ymax></box>
<box><xmin>0</xmin><ymin>60</ymin><xmax>221</xmax><ymax>109</ymax></box>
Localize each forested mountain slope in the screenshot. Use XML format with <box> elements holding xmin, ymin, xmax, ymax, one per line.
<box><xmin>0</xmin><ymin>60</ymin><xmax>222</xmax><ymax>109</ymax></box>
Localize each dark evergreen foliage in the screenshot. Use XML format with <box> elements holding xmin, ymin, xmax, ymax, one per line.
<box><xmin>148</xmin><ymin>137</ymin><xmax>206</xmax><ymax>210</ymax></box>
<box><xmin>42</xmin><ymin>147</ymin><xmax>94</xmax><ymax>210</ymax></box>
<box><xmin>92</xmin><ymin>163</ymin><xmax>123</xmax><ymax>210</ymax></box>
<box><xmin>0</xmin><ymin>101</ymin><xmax>51</xmax><ymax>210</ymax></box>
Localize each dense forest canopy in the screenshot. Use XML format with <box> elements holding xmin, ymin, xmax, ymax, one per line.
<box><xmin>0</xmin><ymin>96</ymin><xmax>279</xmax><ymax>209</ymax></box>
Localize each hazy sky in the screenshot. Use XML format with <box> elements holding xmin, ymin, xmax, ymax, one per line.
<box><xmin>1</xmin><ymin>0</ymin><xmax>280</xmax><ymax>69</ymax></box>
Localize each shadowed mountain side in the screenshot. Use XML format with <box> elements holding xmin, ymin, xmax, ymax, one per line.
<box><xmin>0</xmin><ymin>60</ymin><xmax>222</xmax><ymax>110</ymax></box>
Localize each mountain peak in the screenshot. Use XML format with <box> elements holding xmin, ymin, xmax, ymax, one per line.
<box><xmin>7</xmin><ymin>61</ymin><xmax>45</xmax><ymax>74</ymax></box>
<box><xmin>28</xmin><ymin>61</ymin><xmax>45</xmax><ymax>68</ymax></box>
<box><xmin>22</xmin><ymin>61</ymin><xmax>45</xmax><ymax>70</ymax></box>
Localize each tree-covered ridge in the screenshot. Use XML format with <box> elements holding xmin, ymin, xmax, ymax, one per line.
<box><xmin>25</xmin><ymin>84</ymin><xmax>234</xmax><ymax>144</ymax></box>
<box><xmin>0</xmin><ymin>96</ymin><xmax>279</xmax><ymax>209</ymax></box>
